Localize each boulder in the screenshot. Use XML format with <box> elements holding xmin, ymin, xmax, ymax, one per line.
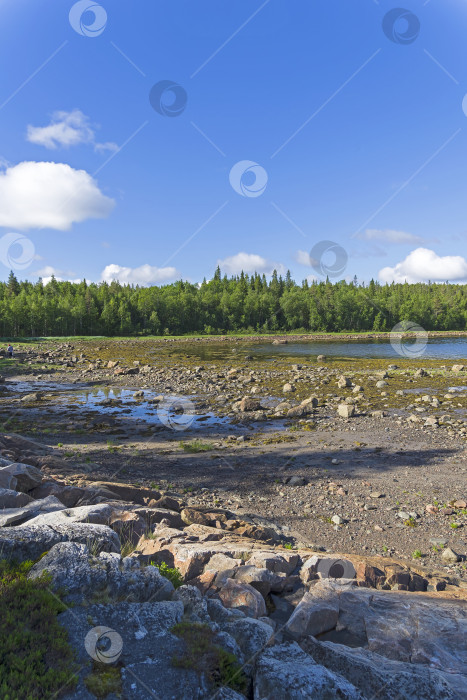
<box><xmin>248</xmin><ymin>551</ymin><xmax>299</xmax><ymax>575</ymax></box>
<box><xmin>58</xmin><ymin>601</ymin><xmax>209</xmax><ymax>699</ymax></box>
<box><xmin>233</xmin><ymin>565</ymin><xmax>285</xmax><ymax>597</ymax></box>
<box><xmin>302</xmin><ymin>636</ymin><xmax>459</xmax><ymax>700</ymax></box>
<box><xmin>23</xmin><ymin>502</ymin><xmax>114</xmax><ymax>528</ymax></box>
<box><xmin>285</xmin><ymin>581</ymin><xmax>341</xmax><ymax>640</ymax></box>
<box><xmin>0</xmin><ymin>495</ymin><xmax>66</xmax><ymax>527</ymax></box>
<box><xmin>172</xmin><ymin>584</ymin><xmax>210</xmax><ymax>623</ymax></box>
<box><xmin>337</xmin><ymin>404</ymin><xmax>355</xmax><ymax>419</ymax></box>
<box><xmin>0</xmin><ymin>463</ymin><xmax>43</xmax><ymax>492</ymax></box>
<box><xmin>239</xmin><ymin>396</ymin><xmax>262</xmax><ymax>412</ymax></box>
<box><xmin>0</xmin><ymin>487</ymin><xmax>34</xmax><ymax>509</ymax></box>
<box><xmin>222</xmin><ymin>617</ymin><xmax>274</xmax><ymax>659</ymax></box>
<box><xmin>28</xmin><ymin>542</ymin><xmax>174</xmax><ymax>604</ymax></box>
<box><xmin>0</xmin><ymin>522</ymin><xmax>120</xmax><ymax>562</ymax></box>
<box><xmin>254</xmin><ymin>642</ymin><xmax>363</xmax><ymax>699</ymax></box>
<box><xmin>218</xmin><ymin>579</ymin><xmax>267</xmax><ymax>618</ymax></box>
<box><xmin>29</xmin><ymin>481</ymin><xmax>84</xmax><ymax>508</ymax></box>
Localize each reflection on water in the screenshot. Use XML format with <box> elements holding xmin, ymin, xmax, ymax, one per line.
<box><xmin>166</xmin><ymin>338</ymin><xmax>467</xmax><ymax>362</ymax></box>
<box><xmin>10</xmin><ymin>381</ymin><xmax>228</xmax><ymax>429</ymax></box>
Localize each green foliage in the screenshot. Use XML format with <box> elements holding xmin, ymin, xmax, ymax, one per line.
<box><xmin>0</xmin><ymin>558</ymin><xmax>77</xmax><ymax>698</ymax></box>
<box><xmin>1</xmin><ymin>273</ymin><xmax>467</xmax><ymax>336</ymax></box>
<box><xmin>412</xmin><ymin>550</ymin><xmax>423</xmax><ymax>559</ymax></box>
<box><xmin>179</xmin><ymin>440</ymin><xmax>214</xmax><ymax>453</ymax></box>
<box><xmin>404</xmin><ymin>517</ymin><xmax>417</xmax><ymax>528</ymax></box>
<box><xmin>84</xmin><ymin>663</ymin><xmax>122</xmax><ymax>698</ymax></box>
<box><xmin>171</xmin><ymin>622</ymin><xmax>247</xmax><ymax>694</ymax></box>
<box><xmin>151</xmin><ymin>561</ymin><xmax>184</xmax><ymax>588</ymax></box>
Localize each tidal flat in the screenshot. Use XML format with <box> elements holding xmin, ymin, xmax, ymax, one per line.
<box><xmin>1</xmin><ymin>336</ymin><xmax>466</xmax><ymax>578</ymax></box>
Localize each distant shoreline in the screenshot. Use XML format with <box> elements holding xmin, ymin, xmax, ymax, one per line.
<box><xmin>3</xmin><ymin>330</ymin><xmax>467</xmax><ymax>343</ymax></box>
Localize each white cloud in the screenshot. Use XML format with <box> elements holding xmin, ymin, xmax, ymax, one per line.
<box><xmin>101</xmin><ymin>264</ymin><xmax>179</xmax><ymax>285</ymax></box>
<box><xmin>35</xmin><ymin>265</ymin><xmax>81</xmax><ymax>284</ymax></box>
<box><xmin>379</xmin><ymin>248</ymin><xmax>467</xmax><ymax>283</ymax></box>
<box><xmin>356</xmin><ymin>229</ymin><xmax>424</xmax><ymax>244</ymax></box>
<box><xmin>0</xmin><ymin>161</ymin><xmax>115</xmax><ymax>230</ymax></box>
<box><xmin>217</xmin><ymin>252</ymin><xmax>286</xmax><ymax>276</ymax></box>
<box><xmin>27</xmin><ymin>110</ymin><xmax>118</xmax><ymax>153</ymax></box>
<box><xmin>295</xmin><ymin>250</ymin><xmax>311</xmax><ymax>265</ymax></box>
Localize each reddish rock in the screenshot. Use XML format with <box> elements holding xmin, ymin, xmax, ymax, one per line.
<box><xmin>218</xmin><ymin>578</ymin><xmax>266</xmax><ymax>618</ymax></box>
<box><xmin>355</xmin><ymin>562</ymin><xmax>384</xmax><ymax>588</ymax></box>
<box><xmin>186</xmin><ymin>570</ymin><xmax>217</xmax><ymax>595</ymax></box>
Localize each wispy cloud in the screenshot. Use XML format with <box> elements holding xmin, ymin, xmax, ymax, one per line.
<box><xmin>27</xmin><ymin>110</ymin><xmax>118</xmax><ymax>153</ymax></box>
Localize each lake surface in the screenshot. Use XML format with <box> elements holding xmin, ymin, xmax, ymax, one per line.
<box><xmin>173</xmin><ymin>337</ymin><xmax>467</xmax><ymax>361</ymax></box>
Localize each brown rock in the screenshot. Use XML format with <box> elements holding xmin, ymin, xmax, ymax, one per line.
<box><xmin>239</xmin><ymin>396</ymin><xmax>262</xmax><ymax>412</ymax></box>
<box><xmin>218</xmin><ymin>578</ymin><xmax>267</xmax><ymax>618</ymax></box>
<box><xmin>180</xmin><ymin>508</ymin><xmax>210</xmax><ymax>526</ymax></box>
<box><xmin>186</xmin><ymin>570</ymin><xmax>217</xmax><ymax>595</ymax></box>
<box><xmin>355</xmin><ymin>562</ymin><xmax>384</xmax><ymax>588</ymax></box>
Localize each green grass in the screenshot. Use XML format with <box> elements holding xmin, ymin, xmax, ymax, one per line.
<box><xmin>179</xmin><ymin>440</ymin><xmax>214</xmax><ymax>453</ymax></box>
<box><xmin>84</xmin><ymin>663</ymin><xmax>122</xmax><ymax>698</ymax></box>
<box><xmin>171</xmin><ymin>622</ymin><xmax>247</xmax><ymax>694</ymax></box>
<box><xmin>0</xmin><ymin>558</ymin><xmax>77</xmax><ymax>699</ymax></box>
<box><xmin>412</xmin><ymin>550</ymin><xmax>423</xmax><ymax>559</ymax></box>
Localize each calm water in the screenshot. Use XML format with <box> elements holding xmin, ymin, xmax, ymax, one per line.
<box><xmin>172</xmin><ymin>337</ymin><xmax>467</xmax><ymax>362</ymax></box>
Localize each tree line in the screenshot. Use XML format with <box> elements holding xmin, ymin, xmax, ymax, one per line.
<box><xmin>0</xmin><ymin>268</ymin><xmax>466</xmax><ymax>337</ymax></box>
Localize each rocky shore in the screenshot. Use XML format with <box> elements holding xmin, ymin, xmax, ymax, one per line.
<box><xmin>1</xmin><ymin>430</ymin><xmax>466</xmax><ymax>698</ymax></box>
<box><xmin>1</xmin><ymin>338</ymin><xmax>467</xmax><ymax>698</ymax></box>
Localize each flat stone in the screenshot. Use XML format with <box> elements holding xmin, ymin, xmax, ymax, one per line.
<box><xmin>302</xmin><ymin>636</ymin><xmax>458</xmax><ymax>700</ymax></box>
<box><xmin>254</xmin><ymin>642</ymin><xmax>363</xmax><ymax>699</ymax></box>
<box><xmin>0</xmin><ymin>522</ymin><xmax>120</xmax><ymax>562</ymax></box>
<box><xmin>0</xmin><ymin>495</ymin><xmax>65</xmax><ymax>527</ymax></box>
<box><xmin>28</xmin><ymin>542</ymin><xmax>174</xmax><ymax>605</ymax></box>
<box><xmin>23</xmin><ymin>503</ymin><xmax>113</xmax><ymax>528</ymax></box>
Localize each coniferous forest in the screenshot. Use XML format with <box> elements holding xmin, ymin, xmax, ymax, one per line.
<box><xmin>1</xmin><ymin>268</ymin><xmax>466</xmax><ymax>337</ymax></box>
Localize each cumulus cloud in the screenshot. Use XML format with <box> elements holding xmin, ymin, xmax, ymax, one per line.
<box><xmin>379</xmin><ymin>248</ymin><xmax>467</xmax><ymax>283</ymax></box>
<box><xmin>27</xmin><ymin>110</ymin><xmax>118</xmax><ymax>152</ymax></box>
<box><xmin>356</xmin><ymin>229</ymin><xmax>424</xmax><ymax>245</ymax></box>
<box><xmin>217</xmin><ymin>252</ymin><xmax>286</xmax><ymax>276</ymax></box>
<box><xmin>0</xmin><ymin>161</ymin><xmax>115</xmax><ymax>230</ymax></box>
<box><xmin>101</xmin><ymin>264</ymin><xmax>179</xmax><ymax>286</ymax></box>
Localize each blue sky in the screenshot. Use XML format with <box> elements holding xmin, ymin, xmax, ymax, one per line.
<box><xmin>1</xmin><ymin>0</ymin><xmax>467</xmax><ymax>286</ymax></box>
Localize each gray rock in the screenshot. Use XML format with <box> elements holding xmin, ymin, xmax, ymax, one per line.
<box><xmin>285</xmin><ymin>582</ymin><xmax>341</xmax><ymax>640</ymax></box>
<box><xmin>302</xmin><ymin>636</ymin><xmax>458</xmax><ymax>700</ymax></box>
<box><xmin>0</xmin><ymin>487</ymin><xmax>34</xmax><ymax>509</ymax></box>
<box><xmin>254</xmin><ymin>642</ymin><xmax>363</xmax><ymax>699</ymax></box>
<box><xmin>441</xmin><ymin>547</ymin><xmax>461</xmax><ymax>564</ymax></box>
<box><xmin>234</xmin><ymin>565</ymin><xmax>285</xmax><ymax>597</ymax></box>
<box><xmin>0</xmin><ymin>494</ymin><xmax>65</xmax><ymax>527</ymax></box>
<box><xmin>29</xmin><ymin>481</ymin><xmax>85</xmax><ymax>508</ymax></box>
<box><xmin>28</xmin><ymin>542</ymin><xmax>174</xmax><ymax>604</ymax></box>
<box><xmin>0</xmin><ymin>463</ymin><xmax>43</xmax><ymax>492</ymax></box>
<box><xmin>59</xmin><ymin>601</ymin><xmax>206</xmax><ymax>700</ymax></box>
<box><xmin>207</xmin><ymin>598</ymin><xmax>246</xmax><ymax>624</ymax></box>
<box><xmin>248</xmin><ymin>551</ymin><xmax>299</xmax><ymax>575</ymax></box>
<box><xmin>25</xmin><ymin>503</ymin><xmax>113</xmax><ymax>528</ymax></box>
<box><xmin>0</xmin><ymin>470</ymin><xmax>17</xmax><ymax>490</ymax></box>
<box><xmin>172</xmin><ymin>584</ymin><xmax>209</xmax><ymax>622</ymax></box>
<box><xmin>222</xmin><ymin>617</ymin><xmax>274</xmax><ymax>659</ymax></box>
<box><xmin>337</xmin><ymin>404</ymin><xmax>355</xmax><ymax>419</ymax></box>
<box><xmin>0</xmin><ymin>522</ymin><xmax>120</xmax><ymax>562</ymax></box>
